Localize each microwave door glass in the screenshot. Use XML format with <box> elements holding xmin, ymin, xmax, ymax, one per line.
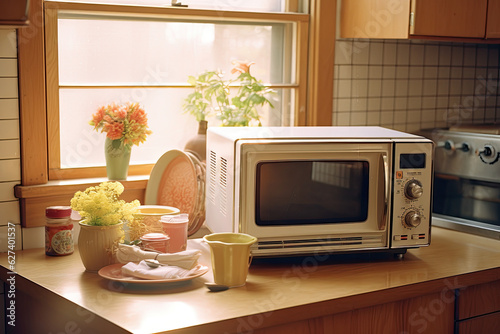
<box><xmin>255</xmin><ymin>161</ymin><xmax>369</xmax><ymax>226</ymax></box>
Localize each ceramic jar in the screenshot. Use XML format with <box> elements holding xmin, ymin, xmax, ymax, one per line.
<box><xmin>78</xmin><ymin>221</ymin><xmax>124</xmax><ymax>272</ymax></box>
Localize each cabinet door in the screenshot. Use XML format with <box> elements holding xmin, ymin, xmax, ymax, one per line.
<box><xmin>340</xmin><ymin>0</ymin><xmax>411</xmax><ymax>39</ymax></box>
<box><xmin>0</xmin><ymin>0</ymin><xmax>29</xmax><ymax>27</ymax></box>
<box><xmin>458</xmin><ymin>312</ymin><xmax>500</xmax><ymax>334</ymax></box>
<box><xmin>486</xmin><ymin>0</ymin><xmax>500</xmax><ymax>38</ymax></box>
<box><xmin>457</xmin><ymin>280</ymin><xmax>500</xmax><ymax>320</ymax></box>
<box><xmin>411</xmin><ymin>0</ymin><xmax>488</xmax><ymax>38</ymax></box>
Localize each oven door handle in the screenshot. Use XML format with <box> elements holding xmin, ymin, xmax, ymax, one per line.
<box><xmin>377</xmin><ymin>153</ymin><xmax>388</xmax><ymax>230</ymax></box>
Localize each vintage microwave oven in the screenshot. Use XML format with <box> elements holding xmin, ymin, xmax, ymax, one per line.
<box><xmin>205</xmin><ymin>126</ymin><xmax>434</xmax><ymax>257</ymax></box>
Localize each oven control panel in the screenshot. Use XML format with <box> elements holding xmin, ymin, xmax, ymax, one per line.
<box><xmin>391</xmin><ymin>141</ymin><xmax>433</xmax><ymax>248</ymax></box>
<box><xmin>422</xmin><ymin>128</ymin><xmax>500</xmax><ymax>183</ymax></box>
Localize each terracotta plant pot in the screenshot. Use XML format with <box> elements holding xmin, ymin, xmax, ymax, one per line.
<box><xmin>184</xmin><ymin>120</ymin><xmax>207</xmax><ymax>162</ymax></box>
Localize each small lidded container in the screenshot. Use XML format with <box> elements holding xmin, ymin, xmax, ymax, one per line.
<box><xmin>45</xmin><ymin>206</ymin><xmax>74</xmax><ymax>256</ymax></box>
<box><xmin>161</xmin><ymin>213</ymin><xmax>189</xmax><ymax>253</ymax></box>
<box><xmin>140</xmin><ymin>233</ymin><xmax>170</xmax><ymax>253</ymax></box>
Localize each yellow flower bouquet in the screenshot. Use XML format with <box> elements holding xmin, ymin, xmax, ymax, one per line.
<box><xmin>70</xmin><ymin>181</ymin><xmax>140</xmax><ymax>226</ymax></box>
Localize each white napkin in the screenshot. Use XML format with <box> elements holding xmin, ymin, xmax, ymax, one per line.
<box><xmin>121</xmin><ymin>260</ymin><xmax>202</xmax><ymax>280</ymax></box>
<box><xmin>116</xmin><ymin>244</ymin><xmax>201</xmax><ymax>269</ymax></box>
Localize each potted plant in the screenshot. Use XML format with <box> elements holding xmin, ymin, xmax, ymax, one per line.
<box><xmin>90</xmin><ymin>102</ymin><xmax>152</xmax><ymax>180</ymax></box>
<box><xmin>182</xmin><ymin>60</ymin><xmax>275</xmax><ymax>161</ymax></box>
<box><xmin>71</xmin><ymin>181</ymin><xmax>140</xmax><ymax>271</ymax></box>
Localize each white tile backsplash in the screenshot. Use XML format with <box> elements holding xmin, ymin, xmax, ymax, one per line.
<box><xmin>396</xmin><ymin>43</ymin><xmax>410</xmax><ymax>65</ymax></box>
<box><xmin>439</xmin><ymin>46</ymin><xmax>452</xmax><ymax>66</ymax></box>
<box><xmin>451</xmin><ymin>46</ymin><xmax>464</xmax><ymax>66</ymax></box>
<box><xmin>409</xmin><ymin>44</ymin><xmax>425</xmax><ymax>66</ymax></box>
<box><xmin>383</xmin><ymin>43</ymin><xmax>397</xmax><ymax>65</ymax></box>
<box><xmin>333</xmin><ymin>40</ymin><xmax>500</xmax><ymax>131</ymax></box>
<box><xmin>488</xmin><ymin>47</ymin><xmax>499</xmax><ymax>67</ymax></box>
<box><xmin>369</xmin><ymin>42</ymin><xmax>384</xmax><ymax>65</ymax></box>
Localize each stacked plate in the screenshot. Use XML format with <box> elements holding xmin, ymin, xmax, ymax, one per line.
<box><xmin>145</xmin><ymin>149</ymin><xmax>205</xmax><ymax>236</ymax></box>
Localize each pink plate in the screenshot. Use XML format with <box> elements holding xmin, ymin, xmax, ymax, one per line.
<box><xmin>145</xmin><ymin>150</ymin><xmax>205</xmax><ymax>236</ymax></box>
<box><xmin>98</xmin><ymin>263</ymin><xmax>208</xmax><ymax>284</ymax></box>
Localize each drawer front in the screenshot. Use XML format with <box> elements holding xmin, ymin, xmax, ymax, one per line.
<box><xmin>458</xmin><ymin>311</ymin><xmax>500</xmax><ymax>334</ymax></box>
<box><xmin>458</xmin><ymin>280</ymin><xmax>500</xmax><ymax>320</ymax></box>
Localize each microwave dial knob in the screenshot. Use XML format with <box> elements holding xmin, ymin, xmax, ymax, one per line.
<box><xmin>403</xmin><ymin>210</ymin><xmax>421</xmax><ymax>228</ymax></box>
<box><xmin>405</xmin><ymin>180</ymin><xmax>423</xmax><ymax>199</ymax></box>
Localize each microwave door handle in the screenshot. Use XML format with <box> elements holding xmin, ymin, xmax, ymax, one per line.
<box><xmin>377</xmin><ymin>154</ymin><xmax>388</xmax><ymax>230</ymax></box>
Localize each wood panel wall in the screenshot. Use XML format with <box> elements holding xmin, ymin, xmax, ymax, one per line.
<box><xmin>0</xmin><ymin>29</ymin><xmax>22</xmax><ymax>251</ymax></box>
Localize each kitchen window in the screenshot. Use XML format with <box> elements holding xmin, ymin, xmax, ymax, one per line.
<box><xmin>44</xmin><ymin>0</ymin><xmax>310</xmax><ymax>180</ymax></box>
<box><xmin>16</xmin><ymin>0</ymin><xmax>334</xmax><ymax>228</ymax></box>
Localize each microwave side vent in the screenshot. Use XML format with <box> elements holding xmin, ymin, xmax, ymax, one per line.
<box><xmin>219</xmin><ymin>156</ymin><xmax>228</xmax><ymax>217</ymax></box>
<box><xmin>208</xmin><ymin>150</ymin><xmax>217</xmax><ymax>205</ymax></box>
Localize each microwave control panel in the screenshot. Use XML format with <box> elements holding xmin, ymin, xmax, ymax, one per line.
<box><xmin>391</xmin><ymin>141</ymin><xmax>434</xmax><ymax>248</ymax></box>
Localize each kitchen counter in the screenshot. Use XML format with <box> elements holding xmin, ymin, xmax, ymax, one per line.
<box><xmin>1</xmin><ymin>226</ymin><xmax>500</xmax><ymax>334</ymax></box>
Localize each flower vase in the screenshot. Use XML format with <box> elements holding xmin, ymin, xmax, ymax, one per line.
<box><xmin>184</xmin><ymin>120</ymin><xmax>207</xmax><ymax>162</ymax></box>
<box><xmin>105</xmin><ymin>137</ymin><xmax>131</xmax><ymax>180</ymax></box>
<box><xmin>78</xmin><ymin>221</ymin><xmax>124</xmax><ymax>272</ymax></box>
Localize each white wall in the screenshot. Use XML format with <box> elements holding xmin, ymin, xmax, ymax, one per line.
<box><xmin>0</xmin><ymin>29</ymin><xmax>22</xmax><ymax>252</ymax></box>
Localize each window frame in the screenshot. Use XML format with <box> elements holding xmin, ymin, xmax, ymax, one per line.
<box><xmin>44</xmin><ymin>1</ymin><xmax>310</xmax><ymax>180</ymax></box>
<box><xmin>16</xmin><ymin>0</ymin><xmax>335</xmax><ymax>228</ymax></box>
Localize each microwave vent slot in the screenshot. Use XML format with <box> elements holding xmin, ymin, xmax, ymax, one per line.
<box><xmin>208</xmin><ymin>150</ymin><xmax>217</xmax><ymax>205</ymax></box>
<box><xmin>256</xmin><ymin>235</ymin><xmax>383</xmax><ymax>250</ymax></box>
<box><xmin>219</xmin><ymin>156</ymin><xmax>229</xmax><ymax>216</ymax></box>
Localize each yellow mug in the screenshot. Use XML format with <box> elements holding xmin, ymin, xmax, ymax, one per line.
<box><xmin>203</xmin><ymin>233</ymin><xmax>257</xmax><ymax>288</ymax></box>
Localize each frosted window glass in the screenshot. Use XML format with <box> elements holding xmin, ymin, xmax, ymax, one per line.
<box><xmin>56</xmin><ymin>14</ymin><xmax>295</xmax><ymax>169</ymax></box>
<box><xmin>58</xmin><ymin>19</ymin><xmax>290</xmax><ymax>84</ymax></box>
<box><xmin>59</xmin><ymin>88</ymin><xmax>288</xmax><ymax>168</ymax></box>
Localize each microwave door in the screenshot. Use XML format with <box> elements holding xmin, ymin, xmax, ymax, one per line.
<box><xmin>255</xmin><ymin>160</ymin><xmax>371</xmax><ymax>226</ymax></box>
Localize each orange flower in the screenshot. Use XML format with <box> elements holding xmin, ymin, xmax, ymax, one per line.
<box><xmin>103</xmin><ymin>121</ymin><xmax>124</xmax><ymax>140</ymax></box>
<box><xmin>231</xmin><ymin>60</ymin><xmax>255</xmax><ymax>75</ymax></box>
<box><xmin>128</xmin><ymin>103</ymin><xmax>148</xmax><ymax>125</ymax></box>
<box><xmin>113</xmin><ymin>105</ymin><xmax>128</xmax><ymax>120</ymax></box>
<box><xmin>90</xmin><ymin>102</ymin><xmax>151</xmax><ymax>147</ymax></box>
<box><xmin>90</xmin><ymin>107</ymin><xmax>106</xmax><ymax>129</ymax></box>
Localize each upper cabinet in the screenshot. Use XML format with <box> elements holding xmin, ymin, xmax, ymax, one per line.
<box><xmin>340</xmin><ymin>0</ymin><xmax>500</xmax><ymax>40</ymax></box>
<box><xmin>0</xmin><ymin>0</ymin><xmax>29</xmax><ymax>28</ymax></box>
<box><xmin>487</xmin><ymin>0</ymin><xmax>500</xmax><ymax>38</ymax></box>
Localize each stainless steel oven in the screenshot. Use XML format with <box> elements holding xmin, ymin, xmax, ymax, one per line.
<box><xmin>421</xmin><ymin>125</ymin><xmax>500</xmax><ymax>240</ymax></box>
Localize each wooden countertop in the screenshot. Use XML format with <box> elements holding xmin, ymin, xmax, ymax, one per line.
<box><xmin>2</xmin><ymin>227</ymin><xmax>500</xmax><ymax>334</ymax></box>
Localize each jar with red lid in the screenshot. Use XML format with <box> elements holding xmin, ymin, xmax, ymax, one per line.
<box><xmin>45</xmin><ymin>206</ymin><xmax>74</xmax><ymax>256</ymax></box>
<box><xmin>140</xmin><ymin>233</ymin><xmax>170</xmax><ymax>253</ymax></box>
